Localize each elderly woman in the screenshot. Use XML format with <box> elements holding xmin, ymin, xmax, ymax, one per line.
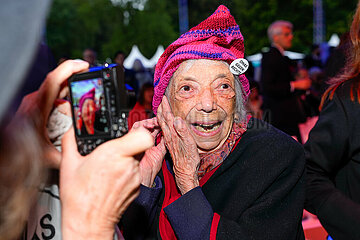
<box><xmin>78</xmin><ymin>88</ymin><xmax>96</xmax><ymax>135</ymax></box>
<box><xmin>122</xmin><ymin>5</ymin><xmax>305</xmax><ymax>240</ymax></box>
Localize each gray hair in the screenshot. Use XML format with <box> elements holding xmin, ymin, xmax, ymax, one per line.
<box><xmin>233</xmin><ymin>74</ymin><xmax>247</xmax><ymax>124</ymax></box>
<box><xmin>165</xmin><ymin>59</ymin><xmax>248</xmax><ymax>124</ymax></box>
<box><xmin>267</xmin><ymin>20</ymin><xmax>293</xmax><ymax>43</ymax></box>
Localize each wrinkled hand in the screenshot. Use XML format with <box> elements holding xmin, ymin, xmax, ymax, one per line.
<box><xmin>16</xmin><ymin>60</ymin><xmax>89</xmax><ymax>168</ymax></box>
<box><xmin>157</xmin><ymin>96</ymin><xmax>200</xmax><ymax>195</ymax></box>
<box><xmin>60</xmin><ymin>126</ymin><xmax>153</xmax><ymax>239</ymax></box>
<box><xmin>131</xmin><ymin>117</ymin><xmax>166</xmax><ymax>187</ymax></box>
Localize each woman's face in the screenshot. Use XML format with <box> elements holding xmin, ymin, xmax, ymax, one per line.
<box><xmin>81</xmin><ymin>98</ymin><xmax>96</xmax><ymax>131</ymax></box>
<box><xmin>167</xmin><ymin>60</ymin><xmax>236</xmax><ymax>153</ymax></box>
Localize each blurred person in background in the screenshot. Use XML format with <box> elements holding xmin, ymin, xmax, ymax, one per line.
<box><xmin>261</xmin><ymin>20</ymin><xmax>311</xmax><ymax>142</ymax></box>
<box><xmin>133</xmin><ymin>58</ymin><xmax>153</xmax><ymax>91</ymax></box>
<box><xmin>323</xmin><ymin>32</ymin><xmax>353</xmax><ymax>93</ymax></box>
<box><xmin>82</xmin><ymin>48</ymin><xmax>98</xmax><ymax>67</ymax></box>
<box><xmin>114</xmin><ymin>51</ymin><xmax>126</xmax><ymax>67</ymax></box>
<box><xmin>246</xmin><ymin>80</ymin><xmax>263</xmax><ymax>119</ymax></box>
<box><xmin>304</xmin><ymin>44</ymin><xmax>323</xmax><ymax>70</ymax></box>
<box><xmin>305</xmin><ymin>1</ymin><xmax>360</xmax><ymax>239</ymax></box>
<box><xmin>114</xmin><ymin>50</ymin><xmax>138</xmax><ymax>108</ymax></box>
<box><xmin>128</xmin><ymin>82</ymin><xmax>154</xmax><ymax>130</ymax></box>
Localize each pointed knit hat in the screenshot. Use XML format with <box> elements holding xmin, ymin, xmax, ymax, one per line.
<box><xmin>79</xmin><ymin>88</ymin><xmax>95</xmax><ymax>112</ymax></box>
<box><xmin>152</xmin><ymin>5</ymin><xmax>250</xmax><ymax>114</ymax></box>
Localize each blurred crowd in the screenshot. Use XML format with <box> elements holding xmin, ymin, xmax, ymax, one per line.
<box><xmin>243</xmin><ymin>30</ymin><xmax>352</xmax><ymax>144</ymax></box>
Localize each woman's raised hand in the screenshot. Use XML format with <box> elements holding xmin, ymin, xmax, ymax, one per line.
<box><xmin>157</xmin><ymin>96</ymin><xmax>200</xmax><ymax>195</ymax></box>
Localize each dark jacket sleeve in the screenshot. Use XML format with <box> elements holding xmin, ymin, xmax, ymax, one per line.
<box><xmin>165</xmin><ymin>138</ymin><xmax>305</xmax><ymax>240</ymax></box>
<box><xmin>260</xmin><ymin>49</ymin><xmax>293</xmax><ymax>98</ymax></box>
<box><xmin>164</xmin><ymin>187</ymin><xmax>214</xmax><ymax>240</ymax></box>
<box><xmin>304</xmin><ymin>91</ymin><xmax>360</xmax><ymax>240</ymax></box>
<box><xmin>120</xmin><ymin>177</ymin><xmax>162</xmax><ymax>239</ymax></box>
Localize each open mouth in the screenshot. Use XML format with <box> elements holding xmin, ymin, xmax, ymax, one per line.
<box><xmin>192</xmin><ymin>122</ymin><xmax>222</xmax><ymax>133</ymax></box>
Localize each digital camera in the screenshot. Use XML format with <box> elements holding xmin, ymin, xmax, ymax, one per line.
<box><xmin>68</xmin><ymin>64</ymin><xmax>128</xmax><ymax>155</ymax></box>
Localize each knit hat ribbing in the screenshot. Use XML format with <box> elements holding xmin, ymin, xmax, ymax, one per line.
<box><xmin>152</xmin><ymin>5</ymin><xmax>250</xmax><ymax>114</ymax></box>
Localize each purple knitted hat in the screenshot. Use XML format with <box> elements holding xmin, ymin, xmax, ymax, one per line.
<box><xmin>79</xmin><ymin>88</ymin><xmax>95</xmax><ymax>112</ymax></box>
<box><xmin>152</xmin><ymin>5</ymin><xmax>250</xmax><ymax>114</ymax></box>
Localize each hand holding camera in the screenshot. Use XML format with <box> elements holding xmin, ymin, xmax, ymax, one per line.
<box><xmin>68</xmin><ymin>64</ymin><xmax>128</xmax><ymax>155</ymax></box>
<box><xmin>18</xmin><ymin>60</ymin><xmax>154</xmax><ymax>239</ymax></box>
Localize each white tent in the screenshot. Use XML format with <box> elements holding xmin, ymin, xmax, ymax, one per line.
<box><xmin>328</xmin><ymin>33</ymin><xmax>340</xmax><ymax>47</ymax></box>
<box><xmin>124</xmin><ymin>45</ymin><xmax>308</xmax><ymax>69</ymax></box>
<box><xmin>247</xmin><ymin>50</ymin><xmax>305</xmax><ymax>68</ymax></box>
<box><xmin>148</xmin><ymin>45</ymin><xmax>164</xmax><ymax>66</ymax></box>
<box><xmin>247</xmin><ymin>51</ymin><xmax>305</xmax><ymax>63</ymax></box>
<box><xmin>124</xmin><ymin>45</ymin><xmax>164</xmax><ymax>69</ymax></box>
<box><xmin>247</xmin><ymin>51</ymin><xmax>306</xmax><ymax>81</ymax></box>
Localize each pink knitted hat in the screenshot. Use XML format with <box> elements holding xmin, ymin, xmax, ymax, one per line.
<box><xmin>79</xmin><ymin>87</ymin><xmax>95</xmax><ymax>112</ymax></box>
<box><xmin>152</xmin><ymin>5</ymin><xmax>250</xmax><ymax>114</ymax></box>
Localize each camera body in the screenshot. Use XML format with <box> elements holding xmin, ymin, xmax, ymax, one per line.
<box><xmin>68</xmin><ymin>64</ymin><xmax>128</xmax><ymax>155</ymax></box>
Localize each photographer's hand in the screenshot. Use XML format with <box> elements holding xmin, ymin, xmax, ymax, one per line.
<box><xmin>60</xmin><ymin>126</ymin><xmax>153</xmax><ymax>240</ymax></box>
<box><xmin>16</xmin><ymin>60</ymin><xmax>89</xmax><ymax>169</ymax></box>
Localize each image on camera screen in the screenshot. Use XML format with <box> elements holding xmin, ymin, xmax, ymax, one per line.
<box><xmin>70</xmin><ymin>78</ymin><xmax>110</xmax><ymax>137</ymax></box>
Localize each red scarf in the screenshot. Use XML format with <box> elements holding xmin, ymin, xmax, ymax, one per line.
<box><xmin>159</xmin><ymin>116</ymin><xmax>250</xmax><ymax>239</ymax></box>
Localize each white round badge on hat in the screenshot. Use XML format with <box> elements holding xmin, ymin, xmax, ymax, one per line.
<box><xmin>230</xmin><ymin>58</ymin><xmax>249</xmax><ymax>75</ymax></box>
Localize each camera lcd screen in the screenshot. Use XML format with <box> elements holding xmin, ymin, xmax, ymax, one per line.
<box><xmin>70</xmin><ymin>78</ymin><xmax>110</xmax><ymax>137</ymax></box>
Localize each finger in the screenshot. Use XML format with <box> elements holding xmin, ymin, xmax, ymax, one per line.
<box><xmin>160</xmin><ymin>96</ymin><xmax>175</xmax><ymax>127</ymax></box>
<box><xmin>131</xmin><ymin>121</ymin><xmax>160</xmax><ymax>139</ymax></box>
<box><xmin>143</xmin><ymin>117</ymin><xmax>160</xmax><ymax>129</ymax></box>
<box><xmin>43</xmin><ymin>146</ymin><xmax>62</xmax><ymax>169</ymax></box>
<box><xmin>158</xmin><ymin>136</ymin><xmax>167</xmax><ymax>154</ymax></box>
<box><xmin>98</xmin><ymin>128</ymin><xmax>154</xmax><ymax>157</ymax></box>
<box><xmin>16</xmin><ymin>91</ymin><xmax>38</xmax><ymax>116</ymax></box>
<box><xmin>132</xmin><ymin>117</ymin><xmax>159</xmax><ymax>132</ymax></box>
<box><xmin>37</xmin><ymin>60</ymin><xmax>89</xmax><ymax>121</ymax></box>
<box><xmin>158</xmin><ymin>97</ymin><xmax>182</xmax><ymax>146</ymax></box>
<box><xmin>45</xmin><ymin>60</ymin><xmax>89</xmax><ymax>86</ymax></box>
<box><xmin>130</xmin><ymin>121</ymin><xmax>141</xmax><ymax>131</ymax></box>
<box><xmin>151</xmin><ymin>127</ymin><xmax>161</xmax><ymax>138</ymax></box>
<box><xmin>54</xmin><ymin>100</ymin><xmax>72</xmax><ymax>116</ymax></box>
<box><xmin>58</xmin><ymin>85</ymin><xmax>69</xmax><ymax>99</ymax></box>
<box><xmin>173</xmin><ymin>117</ymin><xmax>190</xmax><ymax>139</ymax></box>
<box><xmin>61</xmin><ymin>127</ymin><xmax>82</xmax><ymax>171</ymax></box>
<box><xmin>173</xmin><ymin>117</ymin><xmax>198</xmax><ymax>151</ymax></box>
<box><xmin>156</xmin><ymin>102</ymin><xmax>172</xmax><ymax>142</ymax></box>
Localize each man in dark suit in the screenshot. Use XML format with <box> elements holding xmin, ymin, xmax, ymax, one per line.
<box><xmin>260</xmin><ymin>20</ymin><xmax>311</xmax><ymax>142</ymax></box>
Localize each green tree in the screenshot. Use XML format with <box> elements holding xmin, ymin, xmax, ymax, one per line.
<box><xmin>47</xmin><ymin>0</ymin><xmax>120</xmax><ymax>60</ymax></box>
<box><xmin>325</xmin><ymin>0</ymin><xmax>358</xmax><ymax>40</ymax></box>
<box><xmin>47</xmin><ymin>0</ymin><xmax>177</xmax><ymax>62</ymax></box>
<box><xmin>46</xmin><ymin>0</ymin><xmax>358</xmax><ymax>62</ymax></box>
<box><xmin>103</xmin><ymin>0</ymin><xmax>178</xmax><ymax>59</ymax></box>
